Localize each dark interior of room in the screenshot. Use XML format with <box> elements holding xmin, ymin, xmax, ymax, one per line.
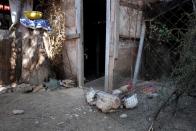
<box><xmin>83</xmin><ymin>0</ymin><xmax>106</xmax><ymax>82</ymax></box>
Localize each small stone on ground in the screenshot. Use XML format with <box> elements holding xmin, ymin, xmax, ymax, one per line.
<box><xmin>12</xmin><ymin>110</ymin><xmax>24</xmax><ymax>115</ymax></box>
<box><xmin>120</xmin><ymin>114</ymin><xmax>128</xmax><ymax>118</ymax></box>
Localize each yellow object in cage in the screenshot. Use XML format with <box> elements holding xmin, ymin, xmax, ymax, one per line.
<box><xmin>24</xmin><ymin>11</ymin><xmax>43</xmax><ymax>20</ymax></box>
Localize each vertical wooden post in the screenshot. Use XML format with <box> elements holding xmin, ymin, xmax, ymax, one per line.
<box><xmin>76</xmin><ymin>0</ymin><xmax>84</xmax><ymax>87</ymax></box>
<box><xmin>105</xmin><ymin>0</ymin><xmax>119</xmax><ymax>91</ymax></box>
<box><xmin>105</xmin><ymin>0</ymin><xmax>111</xmax><ymax>91</ymax></box>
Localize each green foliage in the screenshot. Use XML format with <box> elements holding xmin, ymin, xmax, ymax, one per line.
<box><xmin>171</xmin><ymin>15</ymin><xmax>196</xmax><ymax>94</ymax></box>
<box><xmin>38</xmin><ymin>0</ymin><xmax>45</xmax><ymax>5</ymax></box>
<box><xmin>149</xmin><ymin>22</ymin><xmax>177</xmax><ymax>42</ymax></box>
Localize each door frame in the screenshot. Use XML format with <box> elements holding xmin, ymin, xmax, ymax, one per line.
<box><xmin>104</xmin><ymin>0</ymin><xmax>119</xmax><ymax>91</ymax></box>
<box><xmin>76</xmin><ymin>0</ymin><xmax>84</xmax><ymax>87</ymax></box>
<box><xmin>76</xmin><ymin>0</ymin><xmax>119</xmax><ymax>90</ymax></box>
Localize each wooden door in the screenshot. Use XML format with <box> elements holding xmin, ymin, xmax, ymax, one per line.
<box><xmin>0</xmin><ymin>37</ymin><xmax>12</xmax><ymax>85</ymax></box>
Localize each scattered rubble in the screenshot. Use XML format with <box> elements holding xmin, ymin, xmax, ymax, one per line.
<box><xmin>49</xmin><ymin>116</ymin><xmax>56</xmax><ymax>120</ymax></box>
<box><xmin>14</xmin><ymin>83</ymin><xmax>33</xmax><ymax>93</ymax></box>
<box><xmin>89</xmin><ymin>109</ymin><xmax>93</xmax><ymax>112</ymax></box>
<box><xmin>33</xmin><ymin>85</ymin><xmax>46</xmax><ymax>92</ymax></box>
<box><xmin>12</xmin><ymin>110</ymin><xmax>24</xmax><ymax>115</ymax></box>
<box><xmin>59</xmin><ymin>79</ymin><xmax>76</xmax><ymax>88</ymax></box>
<box><xmin>108</xmin><ymin>126</ymin><xmax>112</xmax><ymax>129</ymax></box>
<box><xmin>140</xmin><ymin>82</ymin><xmax>160</xmax><ymax>99</ymax></box>
<box><xmin>0</xmin><ymin>83</ymin><xmax>34</xmax><ymax>94</ymax></box>
<box><xmin>57</xmin><ymin>122</ymin><xmax>64</xmax><ymax>125</ymax></box>
<box><xmin>120</xmin><ymin>114</ymin><xmax>128</xmax><ymax>118</ymax></box>
<box><xmin>73</xmin><ymin>114</ymin><xmax>79</xmax><ymax>117</ymax></box>
<box><xmin>35</xmin><ymin>120</ymin><xmax>39</xmax><ymax>124</ymax></box>
<box><xmin>147</xmin><ymin>93</ymin><xmax>159</xmax><ymax>99</ymax></box>
<box><xmin>0</xmin><ymin>79</ymin><xmax>76</xmax><ymax>95</ymax></box>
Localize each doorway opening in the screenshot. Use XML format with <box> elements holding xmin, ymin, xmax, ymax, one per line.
<box><xmin>83</xmin><ymin>0</ymin><xmax>106</xmax><ymax>82</ymax></box>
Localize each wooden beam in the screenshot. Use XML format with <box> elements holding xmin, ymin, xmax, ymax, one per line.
<box><xmin>105</xmin><ymin>0</ymin><xmax>119</xmax><ymax>92</ymax></box>
<box><xmin>119</xmin><ymin>0</ymin><xmax>143</xmax><ymax>11</ymax></box>
<box><xmin>119</xmin><ymin>35</ymin><xmax>140</xmax><ymax>41</ymax></box>
<box><xmin>75</xmin><ymin>0</ymin><xmax>84</xmax><ymax>87</ymax></box>
<box><xmin>105</xmin><ymin>0</ymin><xmax>111</xmax><ymax>91</ymax></box>
<box><xmin>114</xmin><ymin>1</ymin><xmax>120</xmax><ymax>60</ymax></box>
<box><xmin>66</xmin><ymin>33</ymin><xmax>80</xmax><ymax>40</ymax></box>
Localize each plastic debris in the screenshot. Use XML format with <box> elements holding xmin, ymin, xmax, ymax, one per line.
<box><xmin>20</xmin><ymin>17</ymin><xmax>52</xmax><ymax>31</ymax></box>
<box><xmin>43</xmin><ymin>78</ymin><xmax>60</xmax><ymax>90</ymax></box>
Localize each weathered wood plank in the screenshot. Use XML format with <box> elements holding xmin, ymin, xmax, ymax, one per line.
<box><xmin>66</xmin><ymin>33</ymin><xmax>80</xmax><ymax>40</ymax></box>
<box><xmin>105</xmin><ymin>0</ymin><xmax>111</xmax><ymax>91</ymax></box>
<box><xmin>105</xmin><ymin>0</ymin><xmax>119</xmax><ymax>91</ymax></box>
<box><xmin>62</xmin><ymin>0</ymin><xmax>78</xmax><ymax>79</ymax></box>
<box><xmin>119</xmin><ymin>6</ymin><xmax>143</xmax><ymax>38</ymax></box>
<box><xmin>119</xmin><ymin>0</ymin><xmax>143</xmax><ymax>10</ymax></box>
<box><xmin>119</xmin><ymin>35</ymin><xmax>140</xmax><ymax>41</ymax></box>
<box><xmin>75</xmin><ymin>0</ymin><xmax>84</xmax><ymax>87</ymax></box>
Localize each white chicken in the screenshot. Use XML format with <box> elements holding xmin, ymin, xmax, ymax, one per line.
<box><xmin>96</xmin><ymin>91</ymin><xmax>121</xmax><ymax>113</ymax></box>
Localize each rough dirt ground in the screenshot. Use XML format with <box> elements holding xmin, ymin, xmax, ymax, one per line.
<box><xmin>0</xmin><ymin>86</ymin><xmax>196</xmax><ymax>131</ymax></box>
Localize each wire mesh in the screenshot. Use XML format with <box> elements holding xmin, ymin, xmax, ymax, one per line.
<box><xmin>141</xmin><ymin>0</ymin><xmax>194</xmax><ymax>81</ymax></box>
